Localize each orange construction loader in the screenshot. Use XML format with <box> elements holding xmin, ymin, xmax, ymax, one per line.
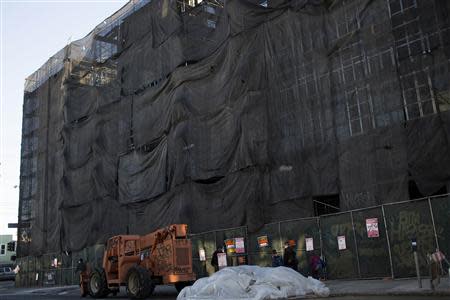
<box><xmin>80</xmin><ymin>224</ymin><xmax>196</xmax><ymax>299</ymax></box>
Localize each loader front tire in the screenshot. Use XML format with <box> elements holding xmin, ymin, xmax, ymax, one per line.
<box><xmin>126</xmin><ymin>266</ymin><xmax>154</xmax><ymax>299</ymax></box>
<box><xmin>88</xmin><ymin>268</ymin><xmax>109</xmax><ymax>298</ymax></box>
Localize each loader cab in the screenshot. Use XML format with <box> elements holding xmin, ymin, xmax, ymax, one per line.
<box><xmin>103</xmin><ymin>235</ymin><xmax>140</xmax><ymax>284</ymax></box>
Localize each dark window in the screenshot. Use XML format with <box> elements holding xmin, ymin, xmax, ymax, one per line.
<box><xmin>313</xmin><ymin>195</ymin><xmax>340</xmax><ymax>216</ymax></box>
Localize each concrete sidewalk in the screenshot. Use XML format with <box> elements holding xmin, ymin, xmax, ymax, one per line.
<box><xmin>324</xmin><ymin>277</ymin><xmax>450</xmax><ymax>297</ymax></box>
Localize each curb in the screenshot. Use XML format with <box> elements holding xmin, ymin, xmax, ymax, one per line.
<box><xmin>329</xmin><ymin>290</ymin><xmax>450</xmax><ymax>297</ymax></box>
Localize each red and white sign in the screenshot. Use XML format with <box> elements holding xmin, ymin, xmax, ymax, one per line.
<box><xmin>366</xmin><ymin>218</ymin><xmax>379</xmax><ymax>238</ymax></box>
<box><xmin>235</xmin><ymin>237</ymin><xmax>245</xmax><ymax>254</ymax></box>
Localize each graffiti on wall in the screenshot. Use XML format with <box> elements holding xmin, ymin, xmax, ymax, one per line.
<box><xmin>388</xmin><ymin>210</ymin><xmax>441</xmax><ymax>269</ymax></box>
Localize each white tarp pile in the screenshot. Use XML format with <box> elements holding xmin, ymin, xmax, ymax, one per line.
<box><xmin>177</xmin><ymin>266</ymin><xmax>330</xmax><ymax>300</ymax></box>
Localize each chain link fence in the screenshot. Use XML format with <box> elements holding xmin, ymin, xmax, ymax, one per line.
<box><xmin>15</xmin><ymin>194</ymin><xmax>450</xmax><ymax>286</ymax></box>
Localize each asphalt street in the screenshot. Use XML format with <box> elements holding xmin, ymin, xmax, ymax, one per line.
<box><xmin>0</xmin><ymin>281</ymin><xmax>448</xmax><ymax>300</ymax></box>
<box><xmin>0</xmin><ymin>281</ymin><xmax>177</xmax><ymax>300</ymax></box>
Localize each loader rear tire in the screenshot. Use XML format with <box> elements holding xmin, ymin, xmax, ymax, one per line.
<box><xmin>126</xmin><ymin>266</ymin><xmax>154</xmax><ymax>299</ymax></box>
<box><xmin>88</xmin><ymin>268</ymin><xmax>109</xmax><ymax>298</ymax></box>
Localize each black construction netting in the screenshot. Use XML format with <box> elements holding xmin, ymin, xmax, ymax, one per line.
<box><xmin>18</xmin><ymin>0</ymin><xmax>450</xmax><ymax>261</ymax></box>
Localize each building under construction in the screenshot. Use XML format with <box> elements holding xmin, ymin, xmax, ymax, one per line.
<box><xmin>18</xmin><ymin>0</ymin><xmax>450</xmax><ymax>265</ymax></box>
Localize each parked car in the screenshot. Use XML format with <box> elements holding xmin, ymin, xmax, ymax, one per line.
<box><xmin>0</xmin><ymin>267</ymin><xmax>15</xmax><ymax>281</ymax></box>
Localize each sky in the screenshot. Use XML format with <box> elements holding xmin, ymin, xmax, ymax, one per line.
<box><xmin>0</xmin><ymin>0</ymin><xmax>128</xmax><ymax>240</ymax></box>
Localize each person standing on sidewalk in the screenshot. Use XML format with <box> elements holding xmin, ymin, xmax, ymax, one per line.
<box><xmin>283</xmin><ymin>240</ymin><xmax>298</xmax><ymax>271</ymax></box>
<box><xmin>309</xmin><ymin>254</ymin><xmax>326</xmax><ymax>279</ymax></box>
<box><xmin>211</xmin><ymin>247</ymin><xmax>224</xmax><ymax>272</ymax></box>
<box><xmin>271</xmin><ymin>250</ymin><xmax>283</xmax><ymax>267</ymax></box>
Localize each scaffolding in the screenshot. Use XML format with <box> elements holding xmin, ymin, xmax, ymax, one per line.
<box><xmin>24</xmin><ymin>0</ymin><xmax>150</xmax><ymax>93</ymax></box>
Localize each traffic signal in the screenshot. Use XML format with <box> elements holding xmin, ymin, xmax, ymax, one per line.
<box><xmin>7</xmin><ymin>241</ymin><xmax>16</xmax><ymax>252</ymax></box>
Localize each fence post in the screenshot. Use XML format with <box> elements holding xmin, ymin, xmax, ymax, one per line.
<box><xmin>350</xmin><ymin>211</ymin><xmax>361</xmax><ymax>278</ymax></box>
<box><xmin>381</xmin><ymin>205</ymin><xmax>395</xmax><ymax>278</ymax></box>
<box><xmin>244</xmin><ymin>225</ymin><xmax>250</xmax><ymax>265</ymax></box>
<box><xmin>71</xmin><ymin>255</ymin><xmax>74</xmax><ymax>286</ymax></box>
<box><xmin>278</xmin><ymin>221</ymin><xmax>282</xmax><ymax>250</ymax></box>
<box><xmin>428</xmin><ymin>197</ymin><xmax>440</xmax><ymax>250</ymax></box>
<box><xmin>317</xmin><ymin>217</ymin><xmax>323</xmax><ymax>258</ymax></box>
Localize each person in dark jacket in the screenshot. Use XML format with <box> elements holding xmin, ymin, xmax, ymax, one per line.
<box><xmin>75</xmin><ymin>258</ymin><xmax>86</xmax><ymax>273</ymax></box>
<box><xmin>271</xmin><ymin>249</ymin><xmax>283</xmax><ymax>267</ymax></box>
<box><xmin>283</xmin><ymin>240</ymin><xmax>298</xmax><ymax>271</ymax></box>
<box><xmin>211</xmin><ymin>247</ymin><xmax>224</xmax><ymax>272</ymax></box>
<box><xmin>309</xmin><ymin>255</ymin><xmax>322</xmax><ymax>279</ymax></box>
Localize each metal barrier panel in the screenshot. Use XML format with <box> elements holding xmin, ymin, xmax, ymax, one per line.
<box><xmin>94</xmin><ymin>244</ymin><xmax>106</xmax><ymax>268</ymax></box>
<box><xmin>71</xmin><ymin>249</ymin><xmax>85</xmax><ymax>285</ymax></box>
<box><xmin>190</xmin><ymin>231</ymin><xmax>216</xmax><ymax>277</ymax></box>
<box><xmin>384</xmin><ymin>200</ymin><xmax>436</xmax><ymax>277</ymax></box>
<box><xmin>215</xmin><ymin>226</ymin><xmax>247</xmax><ymax>267</ymax></box>
<box><xmin>247</xmin><ymin>223</ymin><xmax>280</xmax><ymax>267</ymax></box>
<box><xmin>27</xmin><ymin>271</ymin><xmax>34</xmax><ymax>288</ymax></box>
<box><xmin>58</xmin><ymin>268</ymin><xmax>70</xmax><ymax>286</ymax></box>
<box><xmin>14</xmin><ymin>257</ymin><xmax>22</xmax><ymax>287</ymax></box>
<box><xmin>35</xmin><ymin>256</ymin><xmax>43</xmax><ymax>286</ymax></box>
<box><xmin>13</xmin><ymin>194</ymin><xmax>450</xmax><ymax>286</ymax></box>
<box><xmin>279</xmin><ymin>218</ymin><xmax>321</xmax><ymax>276</ymax></box>
<box><xmin>28</xmin><ymin>256</ymin><xmax>36</xmax><ymax>286</ymax></box>
<box><xmin>41</xmin><ymin>253</ymin><xmax>56</xmax><ymax>286</ymax></box>
<box><xmin>430</xmin><ymin>195</ymin><xmax>450</xmax><ymax>259</ymax></box>
<box><xmin>23</xmin><ymin>257</ymin><xmax>31</xmax><ymax>287</ymax></box>
<box><xmin>21</xmin><ymin>256</ymin><xmax>28</xmax><ymax>274</ymax></box>
<box><xmin>352</xmin><ymin>207</ymin><xmax>391</xmax><ymax>278</ymax></box>
<box><xmin>320</xmin><ymin>212</ymin><xmax>359</xmax><ymax>279</ymax></box>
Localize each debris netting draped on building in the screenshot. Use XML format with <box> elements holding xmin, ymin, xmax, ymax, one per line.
<box><xmin>15</xmin><ymin>195</ymin><xmax>450</xmax><ymax>286</ymax></box>
<box><xmin>19</xmin><ymin>0</ymin><xmax>450</xmax><ymax>259</ymax></box>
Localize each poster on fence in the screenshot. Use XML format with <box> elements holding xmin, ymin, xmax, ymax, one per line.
<box><xmin>43</xmin><ymin>271</ymin><xmax>56</xmax><ymax>286</ymax></box>
<box><xmin>257</xmin><ymin>235</ymin><xmax>269</xmax><ymax>248</ymax></box>
<box><xmin>199</xmin><ymin>249</ymin><xmax>206</xmax><ymax>261</ymax></box>
<box><xmin>337</xmin><ymin>235</ymin><xmax>346</xmax><ymax>250</ymax></box>
<box><xmin>235</xmin><ymin>237</ymin><xmax>245</xmax><ymax>254</ymax></box>
<box><xmin>218</xmin><ymin>253</ymin><xmax>227</xmax><ymax>268</ymax></box>
<box><xmin>366</xmin><ymin>218</ymin><xmax>379</xmax><ymax>238</ymax></box>
<box><xmin>305</xmin><ymin>237</ymin><xmax>314</xmax><ymax>251</ymax></box>
<box><xmin>225</xmin><ymin>238</ymin><xmax>236</xmax><ymax>253</ymax></box>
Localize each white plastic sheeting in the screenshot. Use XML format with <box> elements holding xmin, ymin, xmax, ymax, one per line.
<box><xmin>177</xmin><ymin>266</ymin><xmax>330</xmax><ymax>299</ymax></box>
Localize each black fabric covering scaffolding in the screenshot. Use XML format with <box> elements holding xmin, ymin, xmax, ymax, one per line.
<box><xmin>19</xmin><ymin>0</ymin><xmax>450</xmax><ymax>256</ymax></box>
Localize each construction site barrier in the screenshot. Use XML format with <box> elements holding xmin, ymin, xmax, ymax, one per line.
<box><xmin>15</xmin><ymin>194</ymin><xmax>450</xmax><ymax>287</ymax></box>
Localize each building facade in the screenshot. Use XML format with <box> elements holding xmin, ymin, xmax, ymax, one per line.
<box><xmin>18</xmin><ymin>0</ymin><xmax>450</xmax><ymax>262</ymax></box>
